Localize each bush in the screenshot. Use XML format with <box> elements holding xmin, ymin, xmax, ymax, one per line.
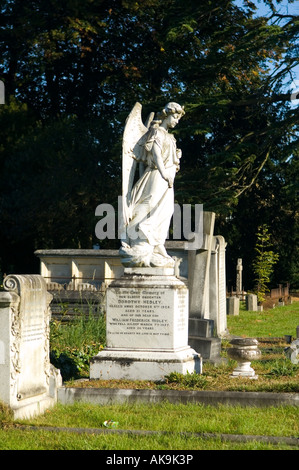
<box><xmin>164</xmin><ymin>371</ymin><xmax>208</xmax><ymax>389</ymax></box>
<box><xmin>50</xmin><ymin>313</ymin><xmax>106</xmax><ymax>381</ymax></box>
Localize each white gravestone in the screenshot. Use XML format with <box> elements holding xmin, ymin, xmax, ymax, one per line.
<box><xmin>209</xmin><ymin>235</ymin><xmax>227</xmax><ymax>336</ymax></box>
<box><xmin>90</xmin><ymin>268</ymin><xmax>201</xmax><ymax>380</ymax></box>
<box><xmin>0</xmin><ymin>275</ymin><xmax>62</xmax><ymax>419</ymax></box>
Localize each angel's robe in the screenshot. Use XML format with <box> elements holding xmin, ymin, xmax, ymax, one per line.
<box><xmin>127</xmin><ymin>126</ymin><xmax>180</xmax><ymax>249</ymax></box>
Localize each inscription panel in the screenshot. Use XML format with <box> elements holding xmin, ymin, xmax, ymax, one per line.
<box><xmin>106</xmin><ymin>287</ymin><xmax>188</xmax><ymax>350</ymax></box>
<box><xmin>18</xmin><ymin>286</ymin><xmax>48</xmax><ymax>399</ymax></box>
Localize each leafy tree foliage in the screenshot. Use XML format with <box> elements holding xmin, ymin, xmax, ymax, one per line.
<box><xmin>252</xmin><ymin>224</ymin><xmax>279</xmax><ymax>303</ymax></box>
<box><xmin>0</xmin><ymin>0</ymin><xmax>298</xmax><ymax>287</ymax></box>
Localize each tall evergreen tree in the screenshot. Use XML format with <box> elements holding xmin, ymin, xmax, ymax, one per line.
<box><xmin>0</xmin><ymin>0</ymin><xmax>297</xmax><ymax>285</ymax></box>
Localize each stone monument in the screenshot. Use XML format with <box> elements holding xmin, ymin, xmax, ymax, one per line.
<box><xmin>0</xmin><ymin>275</ymin><xmax>62</xmax><ymax>419</ymax></box>
<box><xmin>227</xmin><ymin>296</ymin><xmax>240</xmax><ymax>316</ymax></box>
<box><xmin>236</xmin><ymin>258</ymin><xmax>243</xmax><ymax>298</ymax></box>
<box><xmin>246</xmin><ymin>293</ymin><xmax>258</xmax><ymax>311</ymax></box>
<box><xmin>187</xmin><ymin>213</ymin><xmax>227</xmax><ymax>360</ymax></box>
<box><xmin>90</xmin><ymin>102</ymin><xmax>201</xmax><ymax>380</ymax></box>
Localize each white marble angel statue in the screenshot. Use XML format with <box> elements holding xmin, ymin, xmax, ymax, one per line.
<box><xmin>119</xmin><ymin>101</ymin><xmax>185</xmax><ymax>267</ymax></box>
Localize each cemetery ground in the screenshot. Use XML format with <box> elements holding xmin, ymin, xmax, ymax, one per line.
<box><xmin>0</xmin><ymin>300</ymin><xmax>298</xmax><ymax>450</ymax></box>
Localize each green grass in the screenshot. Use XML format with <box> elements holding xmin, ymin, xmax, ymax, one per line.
<box><xmin>0</xmin><ymin>301</ymin><xmax>299</xmax><ymax>450</ymax></box>
<box><xmin>59</xmin><ymin>301</ymin><xmax>299</xmax><ymax>393</ymax></box>
<box><xmin>0</xmin><ymin>427</ymin><xmax>295</xmax><ymax>450</ymax></box>
<box><xmin>49</xmin><ymin>301</ymin><xmax>299</xmax><ymax>382</ymax></box>
<box><xmin>1</xmin><ymin>402</ymin><xmax>298</xmax><ymax>450</ymax></box>
<box><xmin>227</xmin><ymin>300</ymin><xmax>299</xmax><ymax>338</ymax></box>
<box><xmin>20</xmin><ymin>402</ymin><xmax>299</xmax><ymax>437</ymax></box>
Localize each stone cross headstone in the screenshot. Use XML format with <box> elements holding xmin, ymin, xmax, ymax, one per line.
<box><xmin>0</xmin><ymin>275</ymin><xmax>62</xmax><ymax>419</ymax></box>
<box><xmin>187</xmin><ymin>213</ymin><xmax>226</xmax><ymax>360</ymax></box>
<box><xmin>188</xmin><ymin>211</ymin><xmax>215</xmax><ymax>319</ymax></box>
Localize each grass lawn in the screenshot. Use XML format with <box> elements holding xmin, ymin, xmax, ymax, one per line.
<box><xmin>1</xmin><ymin>401</ymin><xmax>298</xmax><ymax>450</ymax></box>
<box><xmin>227</xmin><ymin>300</ymin><xmax>299</xmax><ymax>338</ymax></box>
<box><xmin>0</xmin><ymin>300</ymin><xmax>298</xmax><ymax>450</ymax></box>
<box><xmin>62</xmin><ymin>300</ymin><xmax>299</xmax><ymax>393</ymax></box>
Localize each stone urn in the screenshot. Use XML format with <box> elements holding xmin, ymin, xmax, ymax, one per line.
<box><xmin>227</xmin><ymin>337</ymin><xmax>261</xmax><ymax>379</ymax></box>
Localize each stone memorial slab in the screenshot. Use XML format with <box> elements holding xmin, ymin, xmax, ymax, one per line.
<box><xmin>227</xmin><ymin>296</ymin><xmax>240</xmax><ymax>316</ymax></box>
<box><xmin>0</xmin><ymin>275</ymin><xmax>62</xmax><ymax>419</ymax></box>
<box><xmin>209</xmin><ymin>235</ymin><xmax>227</xmax><ymax>336</ymax></box>
<box><xmin>90</xmin><ymin>268</ymin><xmax>201</xmax><ymax>381</ymax></box>
<box><xmin>246</xmin><ymin>293</ymin><xmax>258</xmax><ymax>311</ymax></box>
<box><xmin>106</xmin><ymin>285</ymin><xmax>188</xmax><ymax>350</ymax></box>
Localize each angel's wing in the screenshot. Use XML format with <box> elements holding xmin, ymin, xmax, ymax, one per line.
<box><xmin>122</xmin><ymin>102</ymin><xmax>152</xmax><ymax>227</ymax></box>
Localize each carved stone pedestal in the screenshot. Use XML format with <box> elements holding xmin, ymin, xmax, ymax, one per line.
<box><xmin>90</xmin><ymin>268</ymin><xmax>201</xmax><ymax>381</ymax></box>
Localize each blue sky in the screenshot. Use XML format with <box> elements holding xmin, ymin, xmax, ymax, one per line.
<box><xmin>235</xmin><ymin>0</ymin><xmax>299</xmax><ymax>103</ymax></box>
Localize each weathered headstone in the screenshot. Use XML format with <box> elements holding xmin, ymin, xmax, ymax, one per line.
<box><xmin>0</xmin><ymin>275</ymin><xmax>62</xmax><ymax>419</ymax></box>
<box><xmin>246</xmin><ymin>293</ymin><xmax>258</xmax><ymax>311</ymax></box>
<box><xmin>236</xmin><ymin>258</ymin><xmax>243</xmax><ymax>298</ymax></box>
<box><xmin>209</xmin><ymin>235</ymin><xmax>227</xmax><ymax>336</ymax></box>
<box><xmin>227</xmin><ymin>296</ymin><xmax>239</xmax><ymax>316</ymax></box>
<box><xmin>90</xmin><ymin>268</ymin><xmax>201</xmax><ymax>380</ymax></box>
<box><xmin>187</xmin><ymin>213</ymin><xmax>225</xmax><ymax>360</ymax></box>
<box><xmin>188</xmin><ymin>212</ymin><xmax>215</xmax><ymax>319</ymax></box>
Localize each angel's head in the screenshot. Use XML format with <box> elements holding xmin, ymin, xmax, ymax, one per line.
<box><xmin>156</xmin><ymin>102</ymin><xmax>185</xmax><ymax>129</ymax></box>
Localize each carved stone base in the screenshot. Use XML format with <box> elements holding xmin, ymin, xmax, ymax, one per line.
<box><xmin>227</xmin><ymin>337</ymin><xmax>261</xmax><ymax>379</ymax></box>
<box><xmin>90</xmin><ymin>268</ymin><xmax>201</xmax><ymax>381</ymax></box>
<box><xmin>90</xmin><ymin>347</ymin><xmax>201</xmax><ymax>381</ymax></box>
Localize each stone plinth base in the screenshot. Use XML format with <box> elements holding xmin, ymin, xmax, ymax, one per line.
<box><xmin>188</xmin><ymin>317</ymin><xmax>221</xmax><ymax>361</ymax></box>
<box><xmin>229</xmin><ymin>362</ymin><xmax>258</xmax><ymax>379</ymax></box>
<box><xmin>11</xmin><ymin>395</ymin><xmax>57</xmax><ymax>420</ymax></box>
<box><xmin>90</xmin><ymin>267</ymin><xmax>201</xmax><ymax>381</ymax></box>
<box><xmin>90</xmin><ymin>347</ymin><xmax>201</xmax><ymax>381</ymax></box>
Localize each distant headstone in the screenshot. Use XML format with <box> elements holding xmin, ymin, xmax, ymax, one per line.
<box><xmin>0</xmin><ymin>275</ymin><xmax>62</xmax><ymax>419</ymax></box>
<box><xmin>246</xmin><ymin>293</ymin><xmax>258</xmax><ymax>311</ymax></box>
<box><xmin>236</xmin><ymin>258</ymin><xmax>243</xmax><ymax>298</ymax></box>
<box><xmin>227</xmin><ymin>296</ymin><xmax>239</xmax><ymax>316</ymax></box>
